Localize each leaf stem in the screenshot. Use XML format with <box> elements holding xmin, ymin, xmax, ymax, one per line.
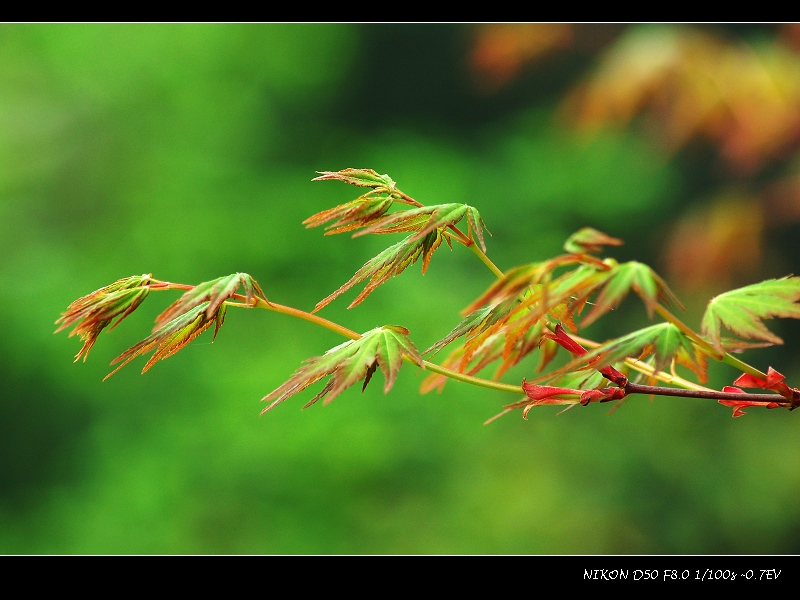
<box><xmin>255</xmin><ymin>298</ymin><xmax>362</xmax><ymax>341</ymax></box>
<box><xmin>718</xmin><ymin>353</ymin><xmax>769</xmax><ymax>381</ymax></box>
<box><xmin>149</xmin><ymin>280</ymin><xmax>194</xmax><ymax>291</ymax></box>
<box><xmin>414</xmin><ymin>360</ymin><xmax>524</xmax><ymax>394</ymax></box>
<box><xmin>467</xmin><ymin>241</ymin><xmax>506</xmax><ymax>279</ymax></box>
<box><xmin>226</xmin><ymin>295</ymin><xmax>524</xmax><ymax>395</ymax></box>
<box><xmin>395</xmin><ymin>189</ymin><xmax>424</xmax><ymax>208</ymax></box>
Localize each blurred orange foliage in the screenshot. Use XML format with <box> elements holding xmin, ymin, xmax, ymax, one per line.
<box><xmin>661</xmin><ymin>193</ymin><xmax>764</xmax><ymax>293</ymax></box>
<box><xmin>564</xmin><ymin>25</ymin><xmax>800</xmax><ymax>174</ymax></box>
<box><xmin>469</xmin><ymin>23</ymin><xmax>573</xmax><ymax>91</ymax></box>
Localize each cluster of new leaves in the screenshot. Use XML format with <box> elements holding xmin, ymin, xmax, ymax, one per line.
<box><xmin>156</xmin><ymin>273</ymin><xmax>266</xmax><ymax>325</ymax></box>
<box><xmin>415</xmin><ymin>223</ymin><xmax>800</xmax><ymax>417</ymax></box>
<box><xmin>307</xmin><ymin>169</ymin><xmax>488</xmax><ymax>311</ymax></box>
<box><xmin>260</xmin><ymin>325</ymin><xmax>424</xmax><ymax>414</ymax></box>
<box><xmin>56</xmin><ymin>272</ymin><xmax>266</xmax><ymax>379</ymax></box>
<box><xmin>420</xmin><ymin>231</ymin><xmax>681</xmax><ymax>390</ymax></box>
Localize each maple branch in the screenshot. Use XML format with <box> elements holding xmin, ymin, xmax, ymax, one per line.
<box><xmin>623</xmin><ymin>382</ymin><xmax>789</xmax><ymax>404</ymax></box>
<box><xmin>59</xmin><ymin>170</ymin><xmax>800</xmax><ymax>421</ymax></box>
<box><xmin>620</xmin><ymin>382</ymin><xmax>796</xmax><ymax>416</ymax></box>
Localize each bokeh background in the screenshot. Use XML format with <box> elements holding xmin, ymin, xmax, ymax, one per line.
<box><xmin>4</xmin><ymin>23</ymin><xmax>800</xmax><ymax>554</ymax></box>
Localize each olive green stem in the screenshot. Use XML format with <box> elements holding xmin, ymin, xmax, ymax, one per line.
<box><xmin>415</xmin><ymin>361</ymin><xmax>523</xmax><ymax>394</ymax></box>
<box><xmin>467</xmin><ymin>241</ymin><xmax>505</xmax><ymax>279</ymax></box>
<box><xmin>255</xmin><ymin>298</ymin><xmax>362</xmax><ymax>341</ymax></box>
<box><xmin>720</xmin><ymin>353</ymin><xmax>769</xmax><ymax>380</ymax></box>
<box><xmin>226</xmin><ymin>295</ymin><xmax>524</xmax><ymax>396</ymax></box>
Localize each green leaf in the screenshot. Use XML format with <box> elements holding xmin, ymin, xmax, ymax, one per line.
<box><xmin>314</xmin><ymin>229</ymin><xmax>449</xmax><ymax>312</ymax></box>
<box><xmin>701</xmin><ymin>276</ymin><xmax>800</xmax><ymax>353</ymax></box>
<box><xmin>311</xmin><ymin>203</ymin><xmax>486</xmax><ymax>312</ymax></box>
<box><xmin>581</xmin><ymin>261</ymin><xmax>682</xmax><ymax>326</ymax></box>
<box><xmin>599</xmin><ymin>323</ymin><xmax>688</xmax><ymax>374</ymax></box>
<box><xmin>466</xmin><ymin>206</ymin><xmax>489</xmax><ymax>252</ymax></box>
<box><xmin>353</xmin><ymin>203</ymin><xmax>470</xmax><ymax>242</ymax></box>
<box><xmin>155</xmin><ymin>273</ymin><xmax>266</xmax><ymax>327</ymax></box>
<box><xmin>312</xmin><ymin>168</ymin><xmax>397</xmax><ymax>190</ymax></box>
<box><xmin>302</xmin><ymin>194</ymin><xmax>394</xmax><ymax>235</ymax></box>
<box><xmin>546</xmin><ymin>369</ymin><xmax>608</xmax><ymax>393</ymax></box>
<box><xmin>307</xmin><ymin>169</ymin><xmax>437</xmax><ymax>236</ymax></box>
<box><xmin>423</xmin><ymin>306</ymin><xmax>494</xmax><ymax>357</ymax></box>
<box><xmin>261</xmin><ymin>325</ymin><xmax>423</xmax><ymax>414</ymax></box>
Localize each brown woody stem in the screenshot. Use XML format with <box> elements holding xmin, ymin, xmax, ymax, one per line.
<box><xmin>623</xmin><ymin>382</ymin><xmax>791</xmax><ymax>406</ymax></box>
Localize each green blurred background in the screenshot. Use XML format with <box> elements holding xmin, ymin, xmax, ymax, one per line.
<box><xmin>4</xmin><ymin>23</ymin><xmax>800</xmax><ymax>554</ymax></box>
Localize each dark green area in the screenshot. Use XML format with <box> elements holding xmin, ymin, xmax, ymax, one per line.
<box><xmin>3</xmin><ymin>23</ymin><xmax>800</xmax><ymax>554</ymax></box>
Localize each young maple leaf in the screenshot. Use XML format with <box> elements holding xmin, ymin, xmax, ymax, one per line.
<box><xmin>423</xmin><ymin>306</ymin><xmax>495</xmax><ymax>358</ymax></box>
<box><xmin>354</xmin><ymin>203</ymin><xmax>489</xmax><ymax>252</ymax></box>
<box><xmin>563</xmin><ymin>227</ymin><xmax>623</xmax><ymax>254</ymax></box>
<box><xmin>104</xmin><ymin>301</ymin><xmax>227</xmax><ymax>379</ymax></box>
<box><xmin>155</xmin><ymin>273</ymin><xmax>266</xmax><ymax>327</ymax></box>
<box><xmin>421</xmin><ymin>260</ymin><xmax>613</xmax><ymax>387</ymax></box>
<box><xmin>701</xmin><ymin>276</ymin><xmax>800</xmax><ymax>354</ymax></box>
<box><xmin>580</xmin><ymin>260</ymin><xmax>683</xmax><ymax>327</ymax></box>
<box><xmin>461</xmin><ymin>256</ymin><xmax>603</xmax><ymax>315</ymax></box>
<box><xmin>261</xmin><ymin>325</ymin><xmax>424</xmax><ymax>414</ymax></box>
<box><xmin>55</xmin><ymin>274</ymin><xmax>152</xmax><ymax>362</ymax></box>
<box><xmin>439</xmin><ymin>265</ymin><xmax>607</xmax><ymax>372</ymax></box>
<box><xmin>312</xmin><ymin>168</ymin><xmax>398</xmax><ymax>190</ymax></box>
<box><xmin>305</xmin><ymin>169</ymin><xmax>417</xmax><ymax>235</ymax></box>
<box><xmin>420</xmin><ymin>319</ymin><xmax>544</xmax><ymax>394</ymax></box>
<box><xmin>313</xmin><ymin>230</ymin><xmax>448</xmax><ymax>312</ymax></box>
<box><xmin>303</xmin><ymin>193</ymin><xmax>394</xmax><ymax>235</ymax></box>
